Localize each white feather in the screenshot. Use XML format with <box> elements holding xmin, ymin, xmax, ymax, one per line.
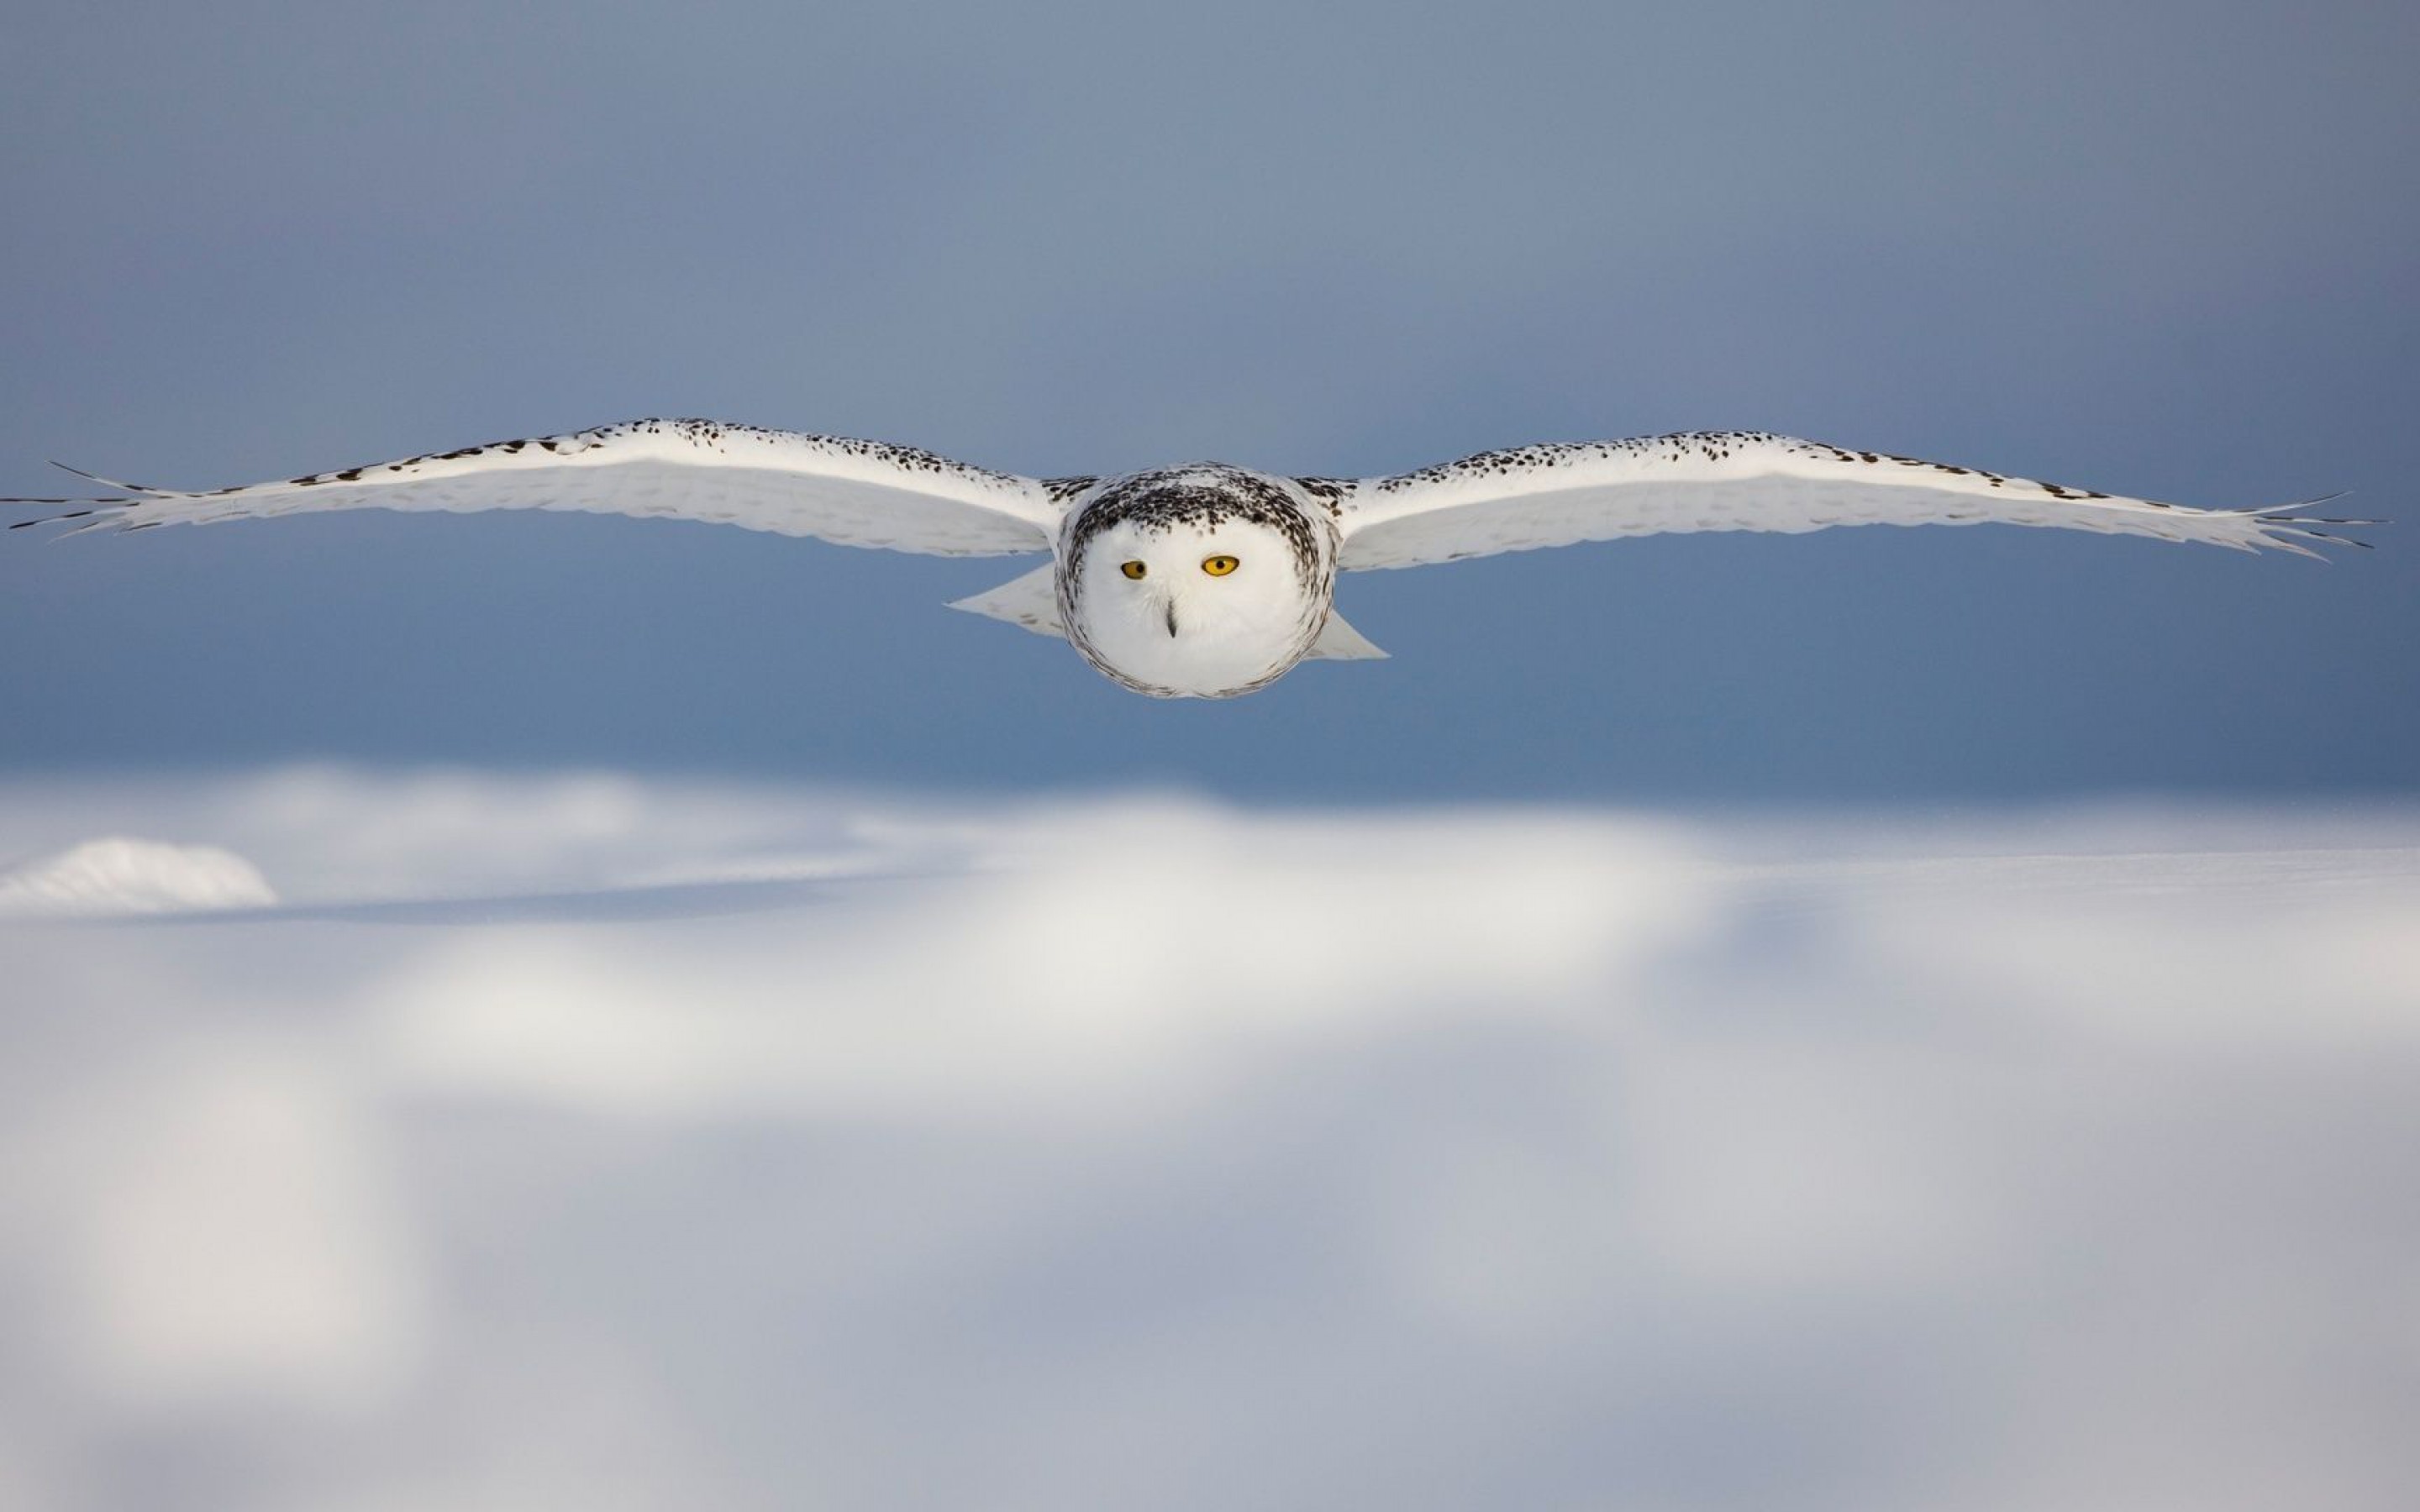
<box><xmin>11</xmin><ymin>418</ymin><xmax>1060</xmax><ymax>558</ymax></box>
<box><xmin>947</xmin><ymin>563</ymin><xmax>1063</xmax><ymax>636</ymax></box>
<box><xmin>1334</xmin><ymin>432</ymin><xmax>2359</xmax><ymax>569</ymax></box>
<box><xmin>1307</xmin><ymin>610</ymin><xmax>1389</xmax><ymax>660</ymax></box>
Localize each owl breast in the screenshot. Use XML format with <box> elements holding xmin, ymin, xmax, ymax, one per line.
<box><xmin>1059</xmin><ymin>466</ymin><xmax>1339</xmax><ymax>698</ymax></box>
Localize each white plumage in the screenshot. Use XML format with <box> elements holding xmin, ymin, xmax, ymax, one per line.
<box><xmin>17</xmin><ymin>419</ymin><xmax>1061</xmax><ymax>554</ymax></box>
<box><xmin>1334</xmin><ymin>431</ymin><xmax>2352</xmax><ymax>565</ymax></box>
<box><xmin>5</xmin><ymin>417</ymin><xmax>2366</xmax><ymax>698</ymax></box>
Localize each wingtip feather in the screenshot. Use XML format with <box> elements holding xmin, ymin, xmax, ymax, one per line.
<box><xmin>46</xmin><ymin>459</ymin><xmax>169</xmax><ymax>495</ymax></box>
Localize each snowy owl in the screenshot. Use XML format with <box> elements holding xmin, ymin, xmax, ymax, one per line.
<box><xmin>4</xmin><ymin>418</ymin><xmax>2366</xmax><ymax>698</ymax></box>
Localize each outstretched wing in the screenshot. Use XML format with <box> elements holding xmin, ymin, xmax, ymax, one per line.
<box><xmin>1331</xmin><ymin>432</ymin><xmax>2369</xmax><ymax>570</ymax></box>
<box><xmin>5</xmin><ymin>417</ymin><xmax>1063</xmax><ymax>557</ymax></box>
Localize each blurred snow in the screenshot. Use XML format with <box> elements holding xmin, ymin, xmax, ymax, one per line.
<box><xmin>0</xmin><ymin>769</ymin><xmax>2416</xmax><ymax>1511</ymax></box>
<box><xmin>0</xmin><ymin>837</ymin><xmax>275</xmax><ymax>918</ymax></box>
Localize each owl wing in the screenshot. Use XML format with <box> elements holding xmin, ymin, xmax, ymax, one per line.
<box><xmin>4</xmin><ymin>417</ymin><xmax>1070</xmax><ymax>557</ymax></box>
<box><xmin>1329</xmin><ymin>432</ymin><xmax>2367</xmax><ymax>570</ymax></box>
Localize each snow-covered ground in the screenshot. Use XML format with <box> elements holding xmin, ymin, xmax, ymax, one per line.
<box><xmin>2</xmin><ymin>769</ymin><xmax>2416</xmax><ymax>1511</ymax></box>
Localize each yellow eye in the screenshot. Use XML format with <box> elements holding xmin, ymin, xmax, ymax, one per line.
<box><xmin>1202</xmin><ymin>554</ymin><xmax>1239</xmax><ymax>576</ymax></box>
<box><xmin>1120</xmin><ymin>560</ymin><xmax>1147</xmax><ymax>580</ymax></box>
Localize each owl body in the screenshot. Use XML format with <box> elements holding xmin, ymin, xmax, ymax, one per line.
<box><xmin>1055</xmin><ymin>465</ymin><xmax>1339</xmax><ymax>699</ymax></box>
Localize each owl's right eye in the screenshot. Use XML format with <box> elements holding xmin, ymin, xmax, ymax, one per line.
<box><xmin>1120</xmin><ymin>560</ymin><xmax>1147</xmax><ymax>580</ymax></box>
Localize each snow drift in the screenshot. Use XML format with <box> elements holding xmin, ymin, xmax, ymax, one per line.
<box><xmin>0</xmin><ymin>769</ymin><xmax>2414</xmax><ymax>1512</ymax></box>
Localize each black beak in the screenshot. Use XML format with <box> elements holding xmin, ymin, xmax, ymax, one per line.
<box><xmin>1165</xmin><ymin>602</ymin><xmax>1179</xmax><ymax>638</ymax></box>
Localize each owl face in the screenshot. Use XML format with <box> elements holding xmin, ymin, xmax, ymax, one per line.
<box><xmin>1062</xmin><ymin>480</ymin><xmax>1334</xmax><ymax>698</ymax></box>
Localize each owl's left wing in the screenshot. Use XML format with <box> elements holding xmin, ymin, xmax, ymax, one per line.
<box><xmin>1329</xmin><ymin>432</ymin><xmax>2366</xmax><ymax>570</ymax></box>
<box><xmin>5</xmin><ymin>417</ymin><xmax>1071</xmax><ymax>557</ymax></box>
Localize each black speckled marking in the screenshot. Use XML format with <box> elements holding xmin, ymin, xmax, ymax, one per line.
<box><xmin>1292</xmin><ymin>476</ymin><xmax>1354</xmax><ymax>517</ymax></box>
<box><xmin>129</xmin><ymin>417</ymin><xmax>1042</xmax><ymax>505</ymax></box>
<box><xmin>1789</xmin><ymin>438</ymin><xmax>2027</xmax><ymax>489</ymax></box>
<box><xmin>1065</xmin><ymin>466</ymin><xmax>1326</xmax><ymax>587</ymax></box>
<box><xmin>1374</xmin><ymin>432</ymin><xmax>2149</xmax><ymax>513</ymax></box>
<box><xmin>1373</xmin><ymin>431</ymin><xmax>1789</xmax><ymax>492</ymax></box>
<box><xmin>602</xmin><ymin>417</ymin><xmax>1034</xmax><ymax>491</ymax></box>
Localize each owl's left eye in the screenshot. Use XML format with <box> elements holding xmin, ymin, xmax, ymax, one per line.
<box><xmin>1202</xmin><ymin>555</ymin><xmax>1239</xmax><ymax>576</ymax></box>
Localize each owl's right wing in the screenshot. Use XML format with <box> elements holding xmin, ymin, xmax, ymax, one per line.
<box><xmin>6</xmin><ymin>417</ymin><xmax>1086</xmax><ymax>558</ymax></box>
<box><xmin>1330</xmin><ymin>432</ymin><xmax>2367</xmax><ymax>570</ymax></box>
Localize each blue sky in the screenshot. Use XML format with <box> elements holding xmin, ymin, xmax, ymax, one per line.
<box><xmin>3</xmin><ymin>0</ymin><xmax>2414</xmax><ymax>801</ymax></box>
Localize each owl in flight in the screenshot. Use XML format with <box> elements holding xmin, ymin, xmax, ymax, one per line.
<box><xmin>4</xmin><ymin>418</ymin><xmax>2365</xmax><ymax>698</ymax></box>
